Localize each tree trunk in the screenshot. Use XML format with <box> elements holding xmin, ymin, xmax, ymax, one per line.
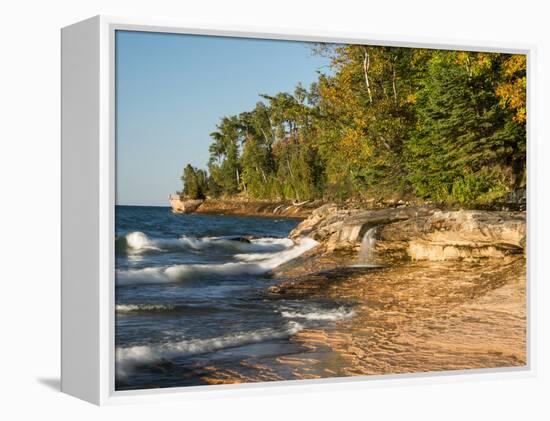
<box><xmin>362</xmin><ymin>47</ymin><xmax>373</xmax><ymax>103</ymax></box>
<box><xmin>391</xmin><ymin>58</ymin><xmax>398</xmax><ymax>106</ymax></box>
<box><xmin>465</xmin><ymin>55</ymin><xmax>473</xmax><ymax>79</ymax></box>
<box><xmin>257</xmin><ymin>166</ymin><xmax>268</xmax><ymax>183</ymax></box>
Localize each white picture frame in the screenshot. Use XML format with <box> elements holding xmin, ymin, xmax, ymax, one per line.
<box><xmin>61</xmin><ymin>15</ymin><xmax>535</xmax><ymax>406</ymax></box>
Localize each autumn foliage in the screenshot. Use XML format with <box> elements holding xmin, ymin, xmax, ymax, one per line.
<box><xmin>181</xmin><ymin>45</ymin><xmax>526</xmax><ymax>206</ymax></box>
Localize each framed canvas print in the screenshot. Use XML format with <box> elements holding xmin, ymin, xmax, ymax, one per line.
<box><xmin>61</xmin><ymin>16</ymin><xmax>532</xmax><ymax>405</ymax></box>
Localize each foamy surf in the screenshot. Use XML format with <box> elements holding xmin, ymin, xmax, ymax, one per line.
<box><xmin>116</xmin><ymin>231</ymin><xmax>294</xmax><ymax>254</ymax></box>
<box><xmin>116</xmin><ymin>303</ymin><xmax>176</xmax><ymax>313</ymax></box>
<box><xmin>116</xmin><ymin>321</ymin><xmax>303</xmax><ymax>378</ymax></box>
<box><xmin>116</xmin><ymin>237</ymin><xmax>317</xmax><ymax>286</ymax></box>
<box><xmin>280</xmin><ymin>306</ymin><xmax>355</xmax><ymax>321</ymax></box>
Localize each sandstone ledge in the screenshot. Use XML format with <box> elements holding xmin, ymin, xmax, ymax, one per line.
<box><xmin>290</xmin><ymin>205</ymin><xmax>526</xmax><ymax>262</ymax></box>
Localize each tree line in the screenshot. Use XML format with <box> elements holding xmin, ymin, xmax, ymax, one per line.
<box><xmin>180</xmin><ymin>45</ymin><xmax>526</xmax><ymax>206</ymax></box>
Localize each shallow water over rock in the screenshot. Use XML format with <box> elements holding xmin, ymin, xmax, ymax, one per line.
<box><xmin>205</xmin><ymin>256</ymin><xmax>526</xmax><ymax>383</ymax></box>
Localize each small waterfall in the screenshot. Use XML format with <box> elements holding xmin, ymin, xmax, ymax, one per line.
<box><xmin>358</xmin><ymin>226</ymin><xmax>377</xmax><ymax>263</ymax></box>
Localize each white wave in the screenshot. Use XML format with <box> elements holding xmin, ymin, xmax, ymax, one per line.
<box><xmin>116</xmin><ymin>303</ymin><xmax>175</xmax><ymax>313</ymax></box>
<box><xmin>117</xmin><ymin>231</ymin><xmax>294</xmax><ymax>254</ymax></box>
<box><xmin>116</xmin><ymin>321</ymin><xmax>303</xmax><ymax>378</ymax></box>
<box><xmin>280</xmin><ymin>306</ymin><xmax>355</xmax><ymax>321</ymax></box>
<box><xmin>251</xmin><ymin>237</ymin><xmax>295</xmax><ymax>247</ymax></box>
<box><xmin>228</xmin><ymin>236</ymin><xmax>316</xmax><ymax>264</ymax></box>
<box><xmin>115</xmin><ymin>237</ymin><xmax>318</xmax><ymax>286</ymax></box>
<box><xmin>176</xmin><ymin>236</ymin><xmax>287</xmax><ymax>253</ymax></box>
<box><xmin>125</xmin><ymin>231</ymin><xmax>161</xmax><ymax>251</ymax></box>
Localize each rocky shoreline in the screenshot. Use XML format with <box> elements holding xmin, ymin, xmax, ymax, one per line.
<box><xmin>169</xmin><ymin>196</ymin><xmax>320</xmax><ymax>218</ymax></box>
<box><xmin>287</xmin><ymin>204</ymin><xmax>526</xmax><ymax>260</ymax></box>
<box><xmin>195</xmin><ymin>203</ymin><xmax>527</xmax><ymax>384</ymax></box>
<box><xmin>264</xmin><ymin>256</ymin><xmax>526</xmax><ymax>378</ymax></box>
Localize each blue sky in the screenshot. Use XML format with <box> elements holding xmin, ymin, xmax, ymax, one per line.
<box><xmin>116</xmin><ymin>30</ymin><xmax>331</xmax><ymax>206</ymax></box>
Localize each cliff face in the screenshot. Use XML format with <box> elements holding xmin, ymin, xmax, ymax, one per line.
<box><xmin>290</xmin><ymin>204</ymin><xmax>526</xmax><ymax>262</ymax></box>
<box><xmin>169</xmin><ymin>196</ymin><xmax>203</xmax><ymax>214</ymax></box>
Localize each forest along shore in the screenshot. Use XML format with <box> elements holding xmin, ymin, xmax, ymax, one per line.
<box><xmin>196</xmin><ymin>204</ymin><xmax>527</xmax><ymax>384</ymax></box>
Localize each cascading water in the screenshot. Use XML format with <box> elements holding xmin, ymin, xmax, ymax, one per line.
<box><xmin>357</xmin><ymin>226</ymin><xmax>378</xmax><ymax>263</ymax></box>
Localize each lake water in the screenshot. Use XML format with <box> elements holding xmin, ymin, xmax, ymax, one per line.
<box><xmin>115</xmin><ymin>205</ymin><xmax>354</xmax><ymax>390</ymax></box>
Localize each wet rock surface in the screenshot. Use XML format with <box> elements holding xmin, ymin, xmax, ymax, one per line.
<box><xmin>197</xmin><ymin>256</ymin><xmax>525</xmax><ymax>384</ymax></box>
<box><xmin>273</xmin><ymin>257</ymin><xmax>526</xmax><ymax>376</ymax></box>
